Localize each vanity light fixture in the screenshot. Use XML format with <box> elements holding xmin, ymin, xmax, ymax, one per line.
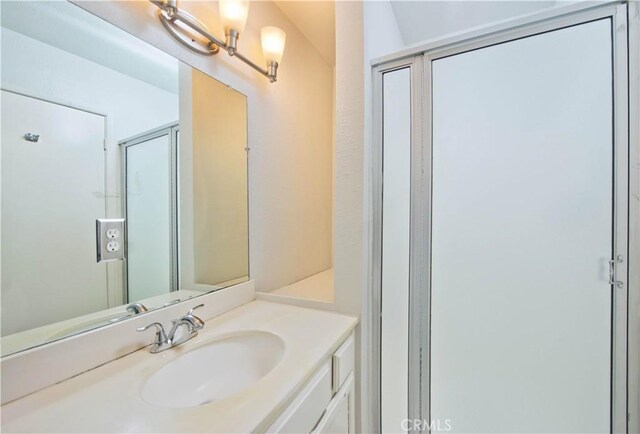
<box><xmin>261</xmin><ymin>26</ymin><xmax>286</xmax><ymax>80</ymax></box>
<box><xmin>151</xmin><ymin>0</ymin><xmax>286</xmax><ymax>83</ymax></box>
<box><xmin>219</xmin><ymin>0</ymin><xmax>248</xmax><ymax>55</ymax></box>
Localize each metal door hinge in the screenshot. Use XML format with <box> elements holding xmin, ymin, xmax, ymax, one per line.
<box><xmin>608</xmin><ymin>255</ymin><xmax>624</xmax><ymax>289</ymax></box>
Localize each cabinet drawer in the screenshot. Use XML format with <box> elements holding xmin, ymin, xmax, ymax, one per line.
<box><xmin>332</xmin><ymin>334</ymin><xmax>354</xmax><ymax>393</ymax></box>
<box><xmin>266</xmin><ymin>360</ymin><xmax>333</xmax><ymax>433</ymax></box>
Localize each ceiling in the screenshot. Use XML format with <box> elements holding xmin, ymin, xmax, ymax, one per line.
<box><xmin>274</xmin><ymin>0</ymin><xmax>335</xmax><ymax>66</ymax></box>
<box><xmin>390</xmin><ymin>1</ymin><xmax>558</xmax><ymax>45</ymax></box>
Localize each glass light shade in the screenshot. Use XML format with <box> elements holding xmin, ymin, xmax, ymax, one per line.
<box><xmin>219</xmin><ymin>0</ymin><xmax>249</xmax><ymax>34</ymax></box>
<box><xmin>261</xmin><ymin>26</ymin><xmax>286</xmax><ymax>64</ymax></box>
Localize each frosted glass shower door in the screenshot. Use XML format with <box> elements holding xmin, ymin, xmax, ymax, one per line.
<box><xmin>430</xmin><ymin>19</ymin><xmax>614</xmax><ymax>433</ymax></box>
<box><xmin>125</xmin><ymin>133</ymin><xmax>173</xmax><ymax>301</ymax></box>
<box><xmin>381</xmin><ymin>67</ymin><xmax>412</xmax><ymax>433</ymax></box>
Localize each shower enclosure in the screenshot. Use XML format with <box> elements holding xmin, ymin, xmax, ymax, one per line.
<box><xmin>372</xmin><ymin>2</ymin><xmax>638</xmax><ymax>433</ymax></box>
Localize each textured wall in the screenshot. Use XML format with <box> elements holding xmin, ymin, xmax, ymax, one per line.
<box><xmin>333</xmin><ymin>1</ymin><xmax>364</xmax><ymax>317</ymax></box>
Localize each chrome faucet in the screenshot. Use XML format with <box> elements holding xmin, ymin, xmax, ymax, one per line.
<box><xmin>137</xmin><ymin>304</ymin><xmax>205</xmax><ymax>353</ymax></box>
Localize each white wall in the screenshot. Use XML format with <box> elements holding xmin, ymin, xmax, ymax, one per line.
<box><xmin>75</xmin><ymin>0</ymin><xmax>334</xmax><ymax>295</ymax></box>
<box><xmin>334</xmin><ymin>2</ymin><xmax>364</xmax><ymax>318</ymax></box>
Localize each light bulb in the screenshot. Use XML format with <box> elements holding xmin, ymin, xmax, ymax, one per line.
<box><xmin>219</xmin><ymin>0</ymin><xmax>249</xmax><ymax>35</ymax></box>
<box><xmin>261</xmin><ymin>26</ymin><xmax>286</xmax><ymax>65</ymax></box>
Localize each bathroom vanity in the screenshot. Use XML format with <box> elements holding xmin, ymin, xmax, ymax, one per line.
<box><xmin>0</xmin><ymin>1</ymin><xmax>353</xmax><ymax>432</ymax></box>
<box><xmin>1</xmin><ymin>300</ymin><xmax>358</xmax><ymax>433</ymax></box>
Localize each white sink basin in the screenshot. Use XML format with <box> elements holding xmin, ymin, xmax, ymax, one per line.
<box><xmin>140</xmin><ymin>331</ymin><xmax>285</xmax><ymax>408</ymax></box>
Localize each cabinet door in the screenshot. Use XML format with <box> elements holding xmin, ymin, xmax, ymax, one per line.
<box><xmin>266</xmin><ymin>361</ymin><xmax>333</xmax><ymax>433</ymax></box>
<box><xmin>313</xmin><ymin>373</ymin><xmax>355</xmax><ymax>434</ymax></box>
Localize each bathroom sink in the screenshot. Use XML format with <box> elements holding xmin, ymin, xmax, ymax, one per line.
<box><xmin>140</xmin><ymin>331</ymin><xmax>285</xmax><ymax>408</ymax></box>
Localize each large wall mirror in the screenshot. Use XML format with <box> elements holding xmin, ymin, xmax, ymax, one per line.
<box><xmin>0</xmin><ymin>1</ymin><xmax>249</xmax><ymax>356</ymax></box>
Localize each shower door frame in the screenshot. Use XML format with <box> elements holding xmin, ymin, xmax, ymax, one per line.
<box><xmin>370</xmin><ymin>1</ymin><xmax>638</xmax><ymax>432</ymax></box>
<box><xmin>119</xmin><ymin>122</ymin><xmax>180</xmax><ymax>302</ymax></box>
<box><xmin>371</xmin><ymin>55</ymin><xmax>425</xmax><ymax>433</ymax></box>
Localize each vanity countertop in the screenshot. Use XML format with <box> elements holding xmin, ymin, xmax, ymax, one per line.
<box><xmin>1</xmin><ymin>300</ymin><xmax>358</xmax><ymax>433</ymax></box>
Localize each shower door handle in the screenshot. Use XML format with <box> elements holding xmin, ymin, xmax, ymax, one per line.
<box><xmin>608</xmin><ymin>255</ymin><xmax>624</xmax><ymax>288</ymax></box>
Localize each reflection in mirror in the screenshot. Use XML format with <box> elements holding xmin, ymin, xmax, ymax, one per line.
<box><xmin>0</xmin><ymin>1</ymin><xmax>248</xmax><ymax>356</ymax></box>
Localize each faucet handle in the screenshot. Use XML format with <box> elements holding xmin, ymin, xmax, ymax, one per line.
<box><xmin>137</xmin><ymin>322</ymin><xmax>165</xmax><ymax>333</ymax></box>
<box><xmin>187</xmin><ymin>304</ymin><xmax>205</xmax><ymax>330</ymax></box>
<box><xmin>137</xmin><ymin>322</ymin><xmax>169</xmax><ymax>353</ymax></box>
<box><xmin>188</xmin><ymin>304</ymin><xmax>204</xmax><ymax>316</ymax></box>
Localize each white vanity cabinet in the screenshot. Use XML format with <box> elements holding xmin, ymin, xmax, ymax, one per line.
<box><xmin>267</xmin><ymin>333</ymin><xmax>356</xmax><ymax>434</ymax></box>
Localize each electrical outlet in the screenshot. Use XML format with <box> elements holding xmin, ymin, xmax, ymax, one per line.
<box><xmin>96</xmin><ymin>219</ymin><xmax>125</xmax><ymax>262</ymax></box>
<box><xmin>106</xmin><ymin>228</ymin><xmax>120</xmax><ymax>239</ymax></box>
<box><xmin>106</xmin><ymin>241</ymin><xmax>120</xmax><ymax>252</ymax></box>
